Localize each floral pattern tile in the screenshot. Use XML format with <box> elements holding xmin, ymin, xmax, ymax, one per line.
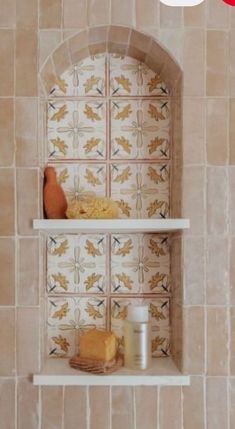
<box><xmin>47</xmin><ymin>296</ymin><xmax>107</xmax><ymax>357</ymax></box>
<box><xmin>110</xmin><ymin>99</ymin><xmax>170</xmax><ymax>160</ymax></box>
<box><xmin>109</xmin><ymin>54</ymin><xmax>169</xmax><ymax>97</ymax></box>
<box><xmin>111</xmin><ymin>234</ymin><xmax>170</xmax><ymax>294</ymax></box>
<box><xmin>47</xmin><ymin>234</ymin><xmax>107</xmax><ymax>294</ymax></box>
<box><xmin>110</xmin><ymin>163</ymin><xmax>169</xmax><ymax>219</ymax></box>
<box><xmin>47</xmin><ymin>100</ymin><xmax>107</xmax><ymax>160</ymax></box>
<box><xmin>50</xmin><ymin>53</ymin><xmax>106</xmax><ymax>97</ymax></box>
<box><xmin>51</xmin><ymin>163</ymin><xmax>107</xmax><ymax>204</ymax></box>
<box><xmin>111</xmin><ymin>297</ymin><xmax>170</xmax><ymax>357</ymax></box>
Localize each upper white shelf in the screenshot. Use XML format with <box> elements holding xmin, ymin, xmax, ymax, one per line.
<box><xmin>33</xmin><ymin>357</ymin><xmax>190</xmax><ymax>386</ymax></box>
<box><xmin>33</xmin><ymin>218</ymin><xmax>190</xmax><ymax>233</ymax></box>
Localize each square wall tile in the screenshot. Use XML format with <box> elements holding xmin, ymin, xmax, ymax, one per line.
<box><xmin>111</xmin><ymin>297</ymin><xmax>170</xmax><ymax>357</ymax></box>
<box><xmin>110</xmin><ymin>99</ymin><xmax>170</xmax><ymax>160</ymax></box>
<box><xmin>111</xmin><ymin>163</ymin><xmax>169</xmax><ymax>218</ymax></box>
<box><xmin>47</xmin><ymin>296</ymin><xmax>107</xmax><ymax>357</ymax></box>
<box><xmin>47</xmin><ymin>100</ymin><xmax>107</xmax><ymax>160</ymax></box>
<box><xmin>52</xmin><ymin>163</ymin><xmax>107</xmax><ymax>204</ymax></box>
<box><xmin>47</xmin><ymin>234</ymin><xmax>107</xmax><ymax>294</ymax></box>
<box><xmin>109</xmin><ymin>54</ymin><xmax>169</xmax><ymax>96</ymax></box>
<box><xmin>51</xmin><ymin>53</ymin><xmax>106</xmax><ymax>97</ymax></box>
<box><xmin>111</xmin><ymin>234</ymin><xmax>170</xmax><ymax>294</ymax></box>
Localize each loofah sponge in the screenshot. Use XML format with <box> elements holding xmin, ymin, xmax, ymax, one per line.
<box><xmin>66</xmin><ymin>197</ymin><xmax>118</xmax><ymax>219</ymax></box>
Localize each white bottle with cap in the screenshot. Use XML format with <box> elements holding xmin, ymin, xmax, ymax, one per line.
<box><xmin>124</xmin><ymin>305</ymin><xmax>151</xmax><ymax>370</ymax></box>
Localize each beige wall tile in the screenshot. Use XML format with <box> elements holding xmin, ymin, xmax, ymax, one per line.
<box><xmin>136</xmin><ymin>0</ymin><xmax>158</xmax><ymax>28</ymax></box>
<box><xmin>112</xmin><ymin>387</ymin><xmax>134</xmax><ymax>429</ymax></box>
<box><xmin>230</xmin><ymin>240</ymin><xmax>235</xmax><ymax>305</ymax></box>
<box><xmin>90</xmin><ymin>387</ymin><xmax>110</xmax><ymax>429</ymax></box>
<box><xmin>0</xmin><ymin>30</ymin><xmax>14</xmax><ymax>96</ymax></box>
<box><xmin>17</xmin><ymin>378</ymin><xmax>39</xmax><ymax>429</ymax></box>
<box><xmin>42</xmin><ymin>387</ymin><xmax>63</xmax><ymax>429</ymax></box>
<box><xmin>68</xmin><ymin>30</ymin><xmax>89</xmax><ymax>64</ymax></box>
<box><xmin>184</xmin><ymin>237</ymin><xmax>205</xmax><ymax>305</ymax></box>
<box><xmin>135</xmin><ymin>386</ymin><xmax>158</xmax><ymax>429</ymax></box>
<box><xmin>111</xmin><ymin>0</ymin><xmax>134</xmax><ymax>26</ymax></box>
<box><xmin>206</xmin><ymin>99</ymin><xmax>228</xmax><ymax>165</ymax></box>
<box><xmin>0</xmin><ymin>99</ymin><xmax>14</xmax><ymax>166</ymax></box>
<box><xmin>39</xmin><ymin>30</ymin><xmax>61</xmax><ymax>67</ymax></box>
<box><xmin>183</xmin><ymin>306</ymin><xmax>205</xmax><ymax>374</ymax></box>
<box><xmin>130</xmin><ymin>29</ymin><xmax>152</xmax><ymax>53</ymax></box>
<box><xmin>159</xmin><ymin>29</ymin><xmax>183</xmax><ymax>65</ymax></box>
<box><xmin>183</xmin><ymin>29</ymin><xmax>205</xmax><ymax>96</ymax></box>
<box><xmin>159</xmin><ymin>387</ymin><xmax>182</xmax><ymax>429</ymax></box>
<box><xmin>206</xmin><ymin>237</ymin><xmax>229</xmax><ymax>305</ymax></box>
<box><xmin>230</xmin><ymin>99</ymin><xmax>235</xmax><ymax>165</ymax></box>
<box><xmin>229</xmin><ymin>167</ymin><xmax>235</xmax><ymax>235</ymax></box>
<box><xmin>183</xmin><ymin>98</ymin><xmax>205</xmax><ymax>165</ymax></box>
<box><xmin>206</xmin><ymin>31</ymin><xmax>228</xmax><ymax>96</ymax></box>
<box><xmin>230</xmin><ymin>379</ymin><xmax>235</xmax><ymax>427</ymax></box>
<box><xmin>40</xmin><ymin>0</ymin><xmax>62</xmax><ymax>28</ymax></box>
<box><xmin>63</xmin><ymin>0</ymin><xmax>87</xmax><ymax>29</ymax></box>
<box><xmin>183</xmin><ymin>376</ymin><xmax>204</xmax><ymax>429</ymax></box>
<box><xmin>64</xmin><ymin>386</ymin><xmax>87</xmax><ymax>429</ymax></box>
<box><xmin>40</xmin><ymin>56</ymin><xmax>56</xmax><ymax>95</ymax></box>
<box><xmin>230</xmin><ymin>30</ymin><xmax>235</xmax><ymax>97</ymax></box>
<box><xmin>0</xmin><ymin>379</ymin><xmax>15</xmax><ymax>429</ymax></box>
<box><xmin>16</xmin><ymin>307</ymin><xmax>39</xmax><ymax>375</ymax></box>
<box><xmin>206</xmin><ymin>0</ymin><xmax>229</xmax><ymax>28</ymax></box>
<box><xmin>206</xmin><ymin>377</ymin><xmax>228</xmax><ymax>429</ymax></box>
<box><xmin>207</xmin><ymin>307</ymin><xmax>229</xmax><ymax>375</ymax></box>
<box><xmin>207</xmin><ymin>168</ymin><xmax>228</xmax><ymax>235</ymax></box>
<box><xmin>0</xmin><ymin>308</ymin><xmax>15</xmax><ymax>376</ymax></box>
<box><xmin>182</xmin><ymin>166</ymin><xmax>205</xmax><ymax>235</ymax></box>
<box><xmin>160</xmin><ymin>4</ymin><xmax>182</xmax><ymax>28</ymax></box>
<box><xmin>16</xmin><ymin>0</ymin><xmax>38</xmax><ymax>28</ymax></box>
<box><xmin>16</xmin><ymin>168</ymin><xmax>39</xmax><ymax>236</ymax></box>
<box><xmin>52</xmin><ymin>40</ymin><xmax>71</xmax><ymax>77</ymax></box>
<box><xmin>0</xmin><ymin>168</ymin><xmax>15</xmax><ymax>236</ymax></box>
<box><xmin>88</xmin><ymin>0</ymin><xmax>109</xmax><ymax>26</ymax></box>
<box><xmin>0</xmin><ymin>0</ymin><xmax>16</xmax><ymax>27</ymax></box>
<box><xmin>18</xmin><ymin>238</ymin><xmax>39</xmax><ymax>306</ymax></box>
<box><xmin>231</xmin><ymin>9</ymin><xmax>235</xmax><ymax>28</ymax></box>
<box><xmin>184</xmin><ymin>2</ymin><xmax>205</xmax><ymax>27</ymax></box>
<box><xmin>230</xmin><ymin>307</ymin><xmax>235</xmax><ymax>374</ymax></box>
<box><xmin>15</xmin><ymin>98</ymin><xmax>38</xmax><ymax>167</ymax></box>
<box><xmin>16</xmin><ymin>29</ymin><xmax>38</xmax><ymax>96</ymax></box>
<box><xmin>0</xmin><ymin>238</ymin><xmax>15</xmax><ymax>305</ymax></box>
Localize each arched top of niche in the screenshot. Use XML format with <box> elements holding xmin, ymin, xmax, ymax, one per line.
<box><xmin>39</xmin><ymin>25</ymin><xmax>182</xmax><ymax>97</ymax></box>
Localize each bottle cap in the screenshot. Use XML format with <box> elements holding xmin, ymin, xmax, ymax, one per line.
<box><xmin>127</xmin><ymin>305</ymin><xmax>149</xmax><ymax>323</ymax></box>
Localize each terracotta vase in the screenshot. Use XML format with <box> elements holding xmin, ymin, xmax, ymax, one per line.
<box><xmin>43</xmin><ymin>166</ymin><xmax>67</xmax><ymax>219</ymax></box>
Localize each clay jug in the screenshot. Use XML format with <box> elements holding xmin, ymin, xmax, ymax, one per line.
<box><xmin>44</xmin><ymin>166</ymin><xmax>67</xmax><ymax>219</ymax></box>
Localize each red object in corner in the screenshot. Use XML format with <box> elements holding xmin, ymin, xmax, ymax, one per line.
<box><xmin>223</xmin><ymin>0</ymin><xmax>235</xmax><ymax>6</ymax></box>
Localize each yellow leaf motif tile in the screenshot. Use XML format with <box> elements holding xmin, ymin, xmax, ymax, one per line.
<box><xmin>47</xmin><ymin>100</ymin><xmax>107</xmax><ymax>160</ymax></box>
<box><xmin>111</xmin><ymin>163</ymin><xmax>169</xmax><ymax>219</ymax></box>
<box><xmin>110</xmin><ymin>99</ymin><xmax>170</xmax><ymax>160</ymax></box>
<box><xmin>47</xmin><ymin>296</ymin><xmax>107</xmax><ymax>357</ymax></box>
<box><xmin>109</xmin><ymin>54</ymin><xmax>169</xmax><ymax>97</ymax></box>
<box><xmin>51</xmin><ymin>163</ymin><xmax>107</xmax><ymax>204</ymax></box>
<box><xmin>47</xmin><ymin>234</ymin><xmax>107</xmax><ymax>294</ymax></box>
<box><xmin>111</xmin><ymin>234</ymin><xmax>170</xmax><ymax>294</ymax></box>
<box><xmin>50</xmin><ymin>53</ymin><xmax>106</xmax><ymax>97</ymax></box>
<box><xmin>111</xmin><ymin>297</ymin><xmax>170</xmax><ymax>357</ymax></box>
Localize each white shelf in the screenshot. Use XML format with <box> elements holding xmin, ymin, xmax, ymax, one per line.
<box><xmin>33</xmin><ymin>357</ymin><xmax>190</xmax><ymax>386</ymax></box>
<box><xmin>33</xmin><ymin>218</ymin><xmax>190</xmax><ymax>233</ymax></box>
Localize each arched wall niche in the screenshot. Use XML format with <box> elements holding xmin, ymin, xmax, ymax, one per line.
<box><xmin>39</xmin><ymin>26</ymin><xmax>184</xmax><ymax>371</ymax></box>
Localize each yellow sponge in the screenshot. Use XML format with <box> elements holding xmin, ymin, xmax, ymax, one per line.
<box><xmin>79</xmin><ymin>329</ymin><xmax>117</xmax><ymax>362</ymax></box>
<box><xmin>66</xmin><ymin>197</ymin><xmax>118</xmax><ymax>219</ymax></box>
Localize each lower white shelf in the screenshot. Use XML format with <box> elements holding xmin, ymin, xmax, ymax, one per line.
<box><xmin>33</xmin><ymin>357</ymin><xmax>190</xmax><ymax>386</ymax></box>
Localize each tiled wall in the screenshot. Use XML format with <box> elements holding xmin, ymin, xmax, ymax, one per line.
<box><xmin>0</xmin><ymin>0</ymin><xmax>235</xmax><ymax>428</ymax></box>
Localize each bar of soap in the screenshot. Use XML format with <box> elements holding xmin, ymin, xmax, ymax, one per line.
<box><xmin>79</xmin><ymin>329</ymin><xmax>117</xmax><ymax>362</ymax></box>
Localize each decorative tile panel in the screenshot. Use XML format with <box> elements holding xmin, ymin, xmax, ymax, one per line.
<box><xmin>47</xmin><ymin>296</ymin><xmax>107</xmax><ymax>357</ymax></box>
<box><xmin>111</xmin><ymin>297</ymin><xmax>170</xmax><ymax>357</ymax></box>
<box><xmin>111</xmin><ymin>163</ymin><xmax>169</xmax><ymax>219</ymax></box>
<box><xmin>50</xmin><ymin>53</ymin><xmax>106</xmax><ymax>97</ymax></box>
<box><xmin>47</xmin><ymin>100</ymin><xmax>107</xmax><ymax>160</ymax></box>
<box><xmin>111</xmin><ymin>234</ymin><xmax>170</xmax><ymax>294</ymax></box>
<box><xmin>109</xmin><ymin>54</ymin><xmax>169</xmax><ymax>97</ymax></box>
<box><xmin>52</xmin><ymin>163</ymin><xmax>107</xmax><ymax>204</ymax></box>
<box><xmin>110</xmin><ymin>99</ymin><xmax>170</xmax><ymax>160</ymax></box>
<box><xmin>47</xmin><ymin>234</ymin><xmax>107</xmax><ymax>294</ymax></box>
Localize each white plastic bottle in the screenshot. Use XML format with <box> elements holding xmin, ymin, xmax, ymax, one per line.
<box><xmin>124</xmin><ymin>305</ymin><xmax>151</xmax><ymax>370</ymax></box>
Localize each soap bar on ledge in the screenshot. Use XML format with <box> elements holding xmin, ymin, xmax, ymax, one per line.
<box><xmin>79</xmin><ymin>328</ymin><xmax>117</xmax><ymax>362</ymax></box>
